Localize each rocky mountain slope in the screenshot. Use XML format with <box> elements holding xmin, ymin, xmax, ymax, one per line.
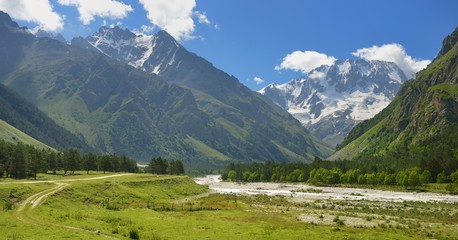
<box><xmin>0</xmin><ymin>12</ymin><xmax>331</xmax><ymax>171</ymax></box>
<box><xmin>260</xmin><ymin>59</ymin><xmax>408</xmax><ymax>146</ymax></box>
<box><xmin>332</xmin><ymin>27</ymin><xmax>458</xmax><ymax>176</ymax></box>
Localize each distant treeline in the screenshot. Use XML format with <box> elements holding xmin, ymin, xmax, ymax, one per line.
<box><xmin>146</xmin><ymin>157</ymin><xmax>184</xmax><ymax>175</ymax></box>
<box><xmin>0</xmin><ymin>140</ymin><xmax>137</xmax><ymax>179</ymax></box>
<box><xmin>222</xmin><ymin>155</ymin><xmax>458</xmax><ymax>187</ymax></box>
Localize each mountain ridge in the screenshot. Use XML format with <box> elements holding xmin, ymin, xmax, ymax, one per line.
<box><xmin>259</xmin><ymin>59</ymin><xmax>408</xmax><ymax>147</ymax></box>
<box><xmin>73</xmin><ymin>25</ymin><xmax>332</xmax><ymax>161</ymax></box>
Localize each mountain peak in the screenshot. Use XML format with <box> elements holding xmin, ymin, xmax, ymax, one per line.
<box><xmin>436</xmin><ymin>26</ymin><xmax>458</xmax><ymax>60</ymax></box>
<box><xmin>35</xmin><ymin>30</ymin><xmax>67</xmax><ymax>43</ymax></box>
<box><xmin>154</xmin><ymin>30</ymin><xmax>179</xmax><ymax>46</ymax></box>
<box><xmin>0</xmin><ymin>11</ymin><xmax>19</xmax><ymax>29</ymax></box>
<box><xmin>94</xmin><ymin>25</ymin><xmax>136</xmax><ymax>41</ymax></box>
<box><xmin>156</xmin><ymin>30</ymin><xmax>174</xmax><ymax>39</ymax></box>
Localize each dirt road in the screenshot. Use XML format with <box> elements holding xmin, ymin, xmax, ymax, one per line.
<box><xmin>8</xmin><ymin>173</ymin><xmax>133</xmax><ymax>239</ymax></box>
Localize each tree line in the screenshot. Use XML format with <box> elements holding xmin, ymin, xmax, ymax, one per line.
<box><xmin>0</xmin><ymin>140</ymin><xmax>138</xmax><ymax>179</ymax></box>
<box><xmin>221</xmin><ymin>155</ymin><xmax>458</xmax><ymax>188</ymax></box>
<box><xmin>146</xmin><ymin>157</ymin><xmax>184</xmax><ymax>175</ymax></box>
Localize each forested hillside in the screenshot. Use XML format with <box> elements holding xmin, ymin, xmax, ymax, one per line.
<box><xmin>332</xmin><ymin>27</ymin><xmax>458</xmax><ymax>180</ymax></box>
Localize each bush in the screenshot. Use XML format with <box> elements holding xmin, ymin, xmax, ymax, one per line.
<box><xmin>333</xmin><ymin>216</ymin><xmax>345</xmax><ymax>226</ymax></box>
<box><xmin>2</xmin><ymin>198</ymin><xmax>13</xmax><ymax>211</ymax></box>
<box><xmin>445</xmin><ymin>183</ymin><xmax>457</xmax><ymax>194</ymax></box>
<box><xmin>436</xmin><ymin>172</ymin><xmax>448</xmax><ymax>183</ymax></box>
<box><xmin>129</xmin><ymin>229</ymin><xmax>140</xmax><ymax>239</ymax></box>
<box><xmin>450</xmin><ymin>169</ymin><xmax>458</xmax><ymax>183</ymax></box>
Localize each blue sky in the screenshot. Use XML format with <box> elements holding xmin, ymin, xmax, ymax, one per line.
<box><xmin>1</xmin><ymin>0</ymin><xmax>457</xmax><ymax>90</ymax></box>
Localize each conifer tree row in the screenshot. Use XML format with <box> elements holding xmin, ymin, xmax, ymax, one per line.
<box><xmin>0</xmin><ymin>140</ymin><xmax>138</xmax><ymax>179</ymax></box>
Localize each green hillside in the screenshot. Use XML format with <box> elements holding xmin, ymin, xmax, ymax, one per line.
<box><xmin>0</xmin><ymin>119</ymin><xmax>52</xmax><ymax>150</ymax></box>
<box><xmin>332</xmin><ymin>27</ymin><xmax>458</xmax><ymax>178</ymax></box>
<box><xmin>0</xmin><ymin>83</ymin><xmax>92</xmax><ymax>152</ymax></box>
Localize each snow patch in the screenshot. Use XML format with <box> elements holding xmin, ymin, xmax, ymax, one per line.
<box><xmin>338</xmin><ymin>61</ymin><xmax>351</xmax><ymax>75</ymax></box>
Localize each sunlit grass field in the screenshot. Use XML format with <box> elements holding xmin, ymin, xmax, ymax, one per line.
<box><xmin>1</xmin><ymin>173</ymin><xmax>457</xmax><ymax>239</ymax></box>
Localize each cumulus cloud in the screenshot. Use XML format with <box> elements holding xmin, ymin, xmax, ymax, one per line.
<box><xmin>253</xmin><ymin>76</ymin><xmax>265</xmax><ymax>85</ymax></box>
<box><xmin>275</xmin><ymin>51</ymin><xmax>337</xmax><ymax>73</ymax></box>
<box><xmin>139</xmin><ymin>0</ymin><xmax>196</xmax><ymax>41</ymax></box>
<box><xmin>352</xmin><ymin>43</ymin><xmax>431</xmax><ymax>78</ymax></box>
<box><xmin>0</xmin><ymin>0</ymin><xmax>64</xmax><ymax>31</ymax></box>
<box><xmin>57</xmin><ymin>0</ymin><xmax>133</xmax><ymax>25</ymax></box>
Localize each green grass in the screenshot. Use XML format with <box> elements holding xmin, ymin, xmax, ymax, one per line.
<box><xmin>331</xmin><ymin>118</ymin><xmax>386</xmax><ymax>160</ymax></box>
<box><xmin>185</xmin><ymin>135</ymin><xmax>230</xmax><ymax>161</ymax></box>
<box><xmin>0</xmin><ymin>119</ymin><xmax>53</xmax><ymax>150</ymax></box>
<box><xmin>272</xmin><ymin>140</ymin><xmax>308</xmax><ymax>162</ymax></box>
<box><xmin>1</xmin><ymin>174</ymin><xmax>456</xmax><ymax>239</ymax></box>
<box><xmin>429</xmin><ymin>83</ymin><xmax>458</xmax><ymax>95</ymax></box>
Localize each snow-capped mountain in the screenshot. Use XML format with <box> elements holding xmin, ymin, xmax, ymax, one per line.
<box><xmin>77</xmin><ymin>26</ymin><xmax>179</xmax><ymax>75</ymax></box>
<box><xmin>67</xmin><ymin>25</ymin><xmax>332</xmax><ymax>163</ymax></box>
<box><xmin>259</xmin><ymin>59</ymin><xmax>408</xmax><ymax>147</ymax></box>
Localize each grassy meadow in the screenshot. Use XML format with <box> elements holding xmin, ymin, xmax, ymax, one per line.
<box><xmin>1</xmin><ymin>173</ymin><xmax>457</xmax><ymax>239</ymax></box>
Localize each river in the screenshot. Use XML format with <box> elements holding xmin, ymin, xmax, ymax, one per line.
<box><xmin>195</xmin><ymin>175</ymin><xmax>458</xmax><ymax>203</ymax></box>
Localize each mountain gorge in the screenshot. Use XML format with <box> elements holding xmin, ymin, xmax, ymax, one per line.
<box><xmin>332</xmin><ymin>27</ymin><xmax>458</xmax><ymax>176</ymax></box>
<box><xmin>260</xmin><ymin>59</ymin><xmax>408</xmax><ymax>146</ymax></box>
<box><xmin>0</xmin><ymin>11</ymin><xmax>331</xmax><ymax>171</ymax></box>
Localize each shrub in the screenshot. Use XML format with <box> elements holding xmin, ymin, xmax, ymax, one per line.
<box><xmin>436</xmin><ymin>172</ymin><xmax>448</xmax><ymax>183</ymax></box>
<box><xmin>129</xmin><ymin>229</ymin><xmax>140</xmax><ymax>239</ymax></box>
<box><xmin>450</xmin><ymin>169</ymin><xmax>458</xmax><ymax>183</ymax></box>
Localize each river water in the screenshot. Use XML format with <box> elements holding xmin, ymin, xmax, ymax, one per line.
<box><xmin>195</xmin><ymin>175</ymin><xmax>458</xmax><ymax>203</ymax></box>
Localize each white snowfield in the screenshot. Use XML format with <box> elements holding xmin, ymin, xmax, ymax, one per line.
<box><xmin>195</xmin><ymin>175</ymin><xmax>458</xmax><ymax>203</ymax></box>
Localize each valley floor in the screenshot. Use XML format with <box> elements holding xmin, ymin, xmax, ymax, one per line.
<box><xmin>0</xmin><ymin>173</ymin><xmax>457</xmax><ymax>239</ymax></box>
<box><xmin>195</xmin><ymin>175</ymin><xmax>458</xmax><ymax>203</ymax></box>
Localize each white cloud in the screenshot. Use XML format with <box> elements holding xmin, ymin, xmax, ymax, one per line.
<box><xmin>352</xmin><ymin>43</ymin><xmax>431</xmax><ymax>78</ymax></box>
<box><xmin>57</xmin><ymin>0</ymin><xmax>133</xmax><ymax>25</ymax></box>
<box><xmin>132</xmin><ymin>24</ymin><xmax>155</xmax><ymax>35</ymax></box>
<box><xmin>194</xmin><ymin>11</ymin><xmax>218</xmax><ymax>29</ymax></box>
<box><xmin>253</xmin><ymin>76</ymin><xmax>265</xmax><ymax>85</ymax></box>
<box><xmin>0</xmin><ymin>0</ymin><xmax>64</xmax><ymax>31</ymax></box>
<box><xmin>139</xmin><ymin>0</ymin><xmax>196</xmax><ymax>41</ymax></box>
<box><xmin>141</xmin><ymin>25</ymin><xmax>155</xmax><ymax>33</ymax></box>
<box><xmin>309</xmin><ymin>70</ymin><xmax>326</xmax><ymax>79</ymax></box>
<box><xmin>194</xmin><ymin>11</ymin><xmax>210</xmax><ymax>24</ymax></box>
<box><xmin>275</xmin><ymin>51</ymin><xmax>336</xmax><ymax>73</ymax></box>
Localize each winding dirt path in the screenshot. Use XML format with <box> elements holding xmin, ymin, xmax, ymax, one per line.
<box><xmin>9</xmin><ymin>173</ymin><xmax>133</xmax><ymax>239</ymax></box>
